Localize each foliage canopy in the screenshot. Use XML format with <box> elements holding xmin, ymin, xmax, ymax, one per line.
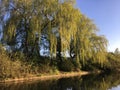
<box><xmin>0</xmin><ymin>0</ymin><xmax>108</xmax><ymax>68</ymax></box>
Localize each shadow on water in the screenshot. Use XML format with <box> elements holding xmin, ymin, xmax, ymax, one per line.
<box><xmin>1</xmin><ymin>72</ymin><xmax>120</xmax><ymax>90</ymax></box>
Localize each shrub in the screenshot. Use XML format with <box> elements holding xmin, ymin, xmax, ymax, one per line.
<box><xmin>72</xmin><ymin>60</ymin><xmax>81</xmax><ymax>71</ymax></box>
<box><xmin>59</xmin><ymin>59</ymin><xmax>74</xmax><ymax>72</ymax></box>
<box><xmin>0</xmin><ymin>45</ymin><xmax>34</xmax><ymax>79</ymax></box>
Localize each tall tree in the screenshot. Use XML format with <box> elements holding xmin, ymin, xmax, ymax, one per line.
<box><xmin>1</xmin><ymin>0</ymin><xmax>108</xmax><ymax>67</ymax></box>
<box><xmin>2</xmin><ymin>0</ymin><xmax>60</xmax><ymax>57</ymax></box>
<box><xmin>69</xmin><ymin>15</ymin><xmax>108</xmax><ymax>65</ymax></box>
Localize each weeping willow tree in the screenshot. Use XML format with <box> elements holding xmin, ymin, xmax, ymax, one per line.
<box><xmin>49</xmin><ymin>1</ymin><xmax>81</xmax><ymax>60</ymax></box>
<box><xmin>2</xmin><ymin>0</ymin><xmax>60</xmax><ymax>57</ymax></box>
<box><xmin>1</xmin><ymin>0</ymin><xmax>108</xmax><ymax>66</ymax></box>
<box><xmin>1</xmin><ymin>0</ymin><xmax>78</xmax><ymax>57</ymax></box>
<box><xmin>69</xmin><ymin>15</ymin><xmax>108</xmax><ymax>66</ymax></box>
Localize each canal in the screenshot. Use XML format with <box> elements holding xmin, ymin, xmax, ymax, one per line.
<box><xmin>0</xmin><ymin>72</ymin><xmax>120</xmax><ymax>90</ymax></box>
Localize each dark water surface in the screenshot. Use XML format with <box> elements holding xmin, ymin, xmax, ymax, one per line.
<box><xmin>0</xmin><ymin>72</ymin><xmax>120</xmax><ymax>90</ymax></box>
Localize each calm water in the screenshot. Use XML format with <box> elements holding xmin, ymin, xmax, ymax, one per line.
<box><xmin>0</xmin><ymin>72</ymin><xmax>120</xmax><ymax>90</ymax></box>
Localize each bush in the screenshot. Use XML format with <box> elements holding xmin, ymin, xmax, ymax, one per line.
<box><xmin>0</xmin><ymin>45</ymin><xmax>35</xmax><ymax>79</ymax></box>
<box><xmin>59</xmin><ymin>59</ymin><xmax>74</xmax><ymax>72</ymax></box>
<box><xmin>0</xmin><ymin>53</ymin><xmax>21</xmax><ymax>79</ymax></box>
<box><xmin>106</xmin><ymin>53</ymin><xmax>120</xmax><ymax>71</ymax></box>
<box><xmin>72</xmin><ymin>60</ymin><xmax>81</xmax><ymax>71</ymax></box>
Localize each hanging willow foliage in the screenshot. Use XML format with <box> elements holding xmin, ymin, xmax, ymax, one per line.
<box><xmin>70</xmin><ymin>15</ymin><xmax>108</xmax><ymax>65</ymax></box>
<box><xmin>2</xmin><ymin>0</ymin><xmax>108</xmax><ymax>66</ymax></box>
<box><xmin>56</xmin><ymin>1</ymin><xmax>81</xmax><ymax>54</ymax></box>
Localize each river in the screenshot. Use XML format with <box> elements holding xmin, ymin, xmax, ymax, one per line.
<box><xmin>0</xmin><ymin>72</ymin><xmax>120</xmax><ymax>90</ymax></box>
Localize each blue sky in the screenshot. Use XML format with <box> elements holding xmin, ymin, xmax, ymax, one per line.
<box><xmin>76</xmin><ymin>0</ymin><xmax>120</xmax><ymax>52</ymax></box>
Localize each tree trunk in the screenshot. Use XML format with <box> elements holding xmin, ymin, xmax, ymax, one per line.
<box><xmin>56</xmin><ymin>36</ymin><xmax>62</xmax><ymax>61</ymax></box>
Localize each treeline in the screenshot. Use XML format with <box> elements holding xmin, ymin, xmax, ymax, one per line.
<box><xmin>0</xmin><ymin>0</ymin><xmax>119</xmax><ymax>79</ymax></box>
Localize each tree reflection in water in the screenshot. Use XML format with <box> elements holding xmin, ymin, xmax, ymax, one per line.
<box><xmin>0</xmin><ymin>72</ymin><xmax>120</xmax><ymax>90</ymax></box>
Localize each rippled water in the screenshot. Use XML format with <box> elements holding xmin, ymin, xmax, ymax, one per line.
<box><xmin>0</xmin><ymin>72</ymin><xmax>120</xmax><ymax>90</ymax></box>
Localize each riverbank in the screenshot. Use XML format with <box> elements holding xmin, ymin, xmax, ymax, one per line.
<box><xmin>0</xmin><ymin>71</ymin><xmax>89</xmax><ymax>83</ymax></box>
